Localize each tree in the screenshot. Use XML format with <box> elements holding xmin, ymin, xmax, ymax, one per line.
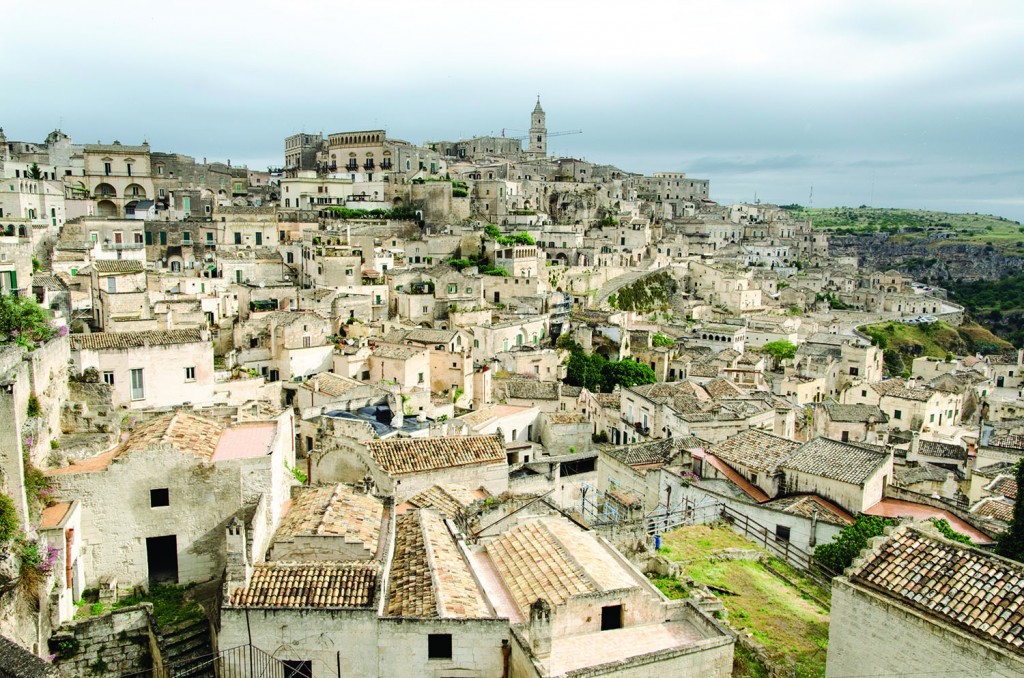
<box><xmin>0</xmin><ymin>294</ymin><xmax>54</xmax><ymax>346</ymax></box>
<box><xmin>652</xmin><ymin>333</ymin><xmax>675</xmax><ymax>348</ymax></box>
<box><xmin>814</xmin><ymin>515</ymin><xmax>896</xmax><ymax>573</ymax></box>
<box><xmin>565</xmin><ymin>351</ymin><xmax>606</xmax><ymax>392</ymax></box>
<box><xmin>28</xmin><ymin>163</ymin><xmax>42</xmax><ymax>180</ymax></box>
<box><xmin>997</xmin><ymin>462</ymin><xmax>1024</xmax><ymax>562</ymax></box>
<box><xmin>762</xmin><ymin>340</ymin><xmax>797</xmax><ymax>369</ymax></box>
<box><xmin>483</xmin><ymin>223</ymin><xmax>501</xmax><ymax>239</ymax></box>
<box><xmin>600</xmin><ymin>359</ymin><xmax>656</xmax><ymax>392</ymax></box>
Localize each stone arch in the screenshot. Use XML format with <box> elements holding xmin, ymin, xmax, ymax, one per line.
<box><xmin>125</xmin><ymin>183</ymin><xmax>146</xmax><ymax>199</ymax></box>
<box><xmin>96</xmin><ymin>200</ymin><xmax>117</xmax><ymax>217</ymax></box>
<box><xmin>94</xmin><ymin>182</ymin><xmax>116</xmax><ymax>198</ymax></box>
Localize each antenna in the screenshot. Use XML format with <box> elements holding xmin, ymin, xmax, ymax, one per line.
<box><xmin>808</xmin><ymin>185</ymin><xmax>814</xmax><ymax>207</ymax></box>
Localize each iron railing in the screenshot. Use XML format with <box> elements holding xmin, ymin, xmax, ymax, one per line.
<box><xmin>120</xmin><ymin>644</ymin><xmax>289</xmax><ymax>678</ymax></box>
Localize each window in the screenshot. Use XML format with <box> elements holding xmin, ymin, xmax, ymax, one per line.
<box><xmin>930</xmin><ymin>413</ymin><xmax>935</xmax><ymax>423</ymax></box>
<box><xmin>775</xmin><ymin>525</ymin><xmax>791</xmax><ymax>542</ymax></box>
<box><xmin>282</xmin><ymin>661</ymin><xmax>312</xmax><ymax>678</ymax></box>
<box><xmin>601</xmin><ymin>605</ymin><xmax>624</xmax><ymax>631</ymax></box>
<box><xmin>182</xmin><ymin>231</ymin><xmax>191</xmax><ymax>243</ymax></box>
<box><xmin>150</xmin><ymin>488</ymin><xmax>169</xmax><ymax>507</ymax></box>
<box><xmin>861</xmin><ymin>390</ymin><xmax>867</xmax><ymax>397</ymax></box>
<box><xmin>106</xmin><ymin>277</ymin><xmax>116</xmax><ymax>293</ymax></box>
<box><xmin>750</xmin><ymin>473</ymin><xmax>759</xmax><ymax>486</ymax></box>
<box><xmin>134</xmin><ymin>232</ymin><xmax>144</xmax><ymax>244</ymax></box>
<box><xmin>287</xmin><ymin>252</ymin><xmax>294</xmax><ymax>264</ymax></box>
<box><xmin>841</xmin><ymin>431</ymin><xmax>849</xmax><ymax>442</ymax></box>
<box><xmin>849</xmin><ymin>367</ymin><xmax>859</xmax><ymax>376</ymax></box>
<box><xmin>102</xmin><ymin>371</ymin><xmax>114</xmax><ymax>386</ymax></box>
<box><xmin>126</xmin><ymin>162</ymin><xmax>133</xmax><ymax>177</ymax></box>
<box><xmin>894</xmin><ymin>410</ymin><xmax>902</xmax><ymax>420</ymax></box>
<box><xmin>130</xmin><ymin>368</ymin><xmax>145</xmax><ymax>400</ymax></box>
<box><xmin>427</xmin><ymin>634</ymin><xmax>452</xmax><ymax>660</ymax></box>
<box><xmin>418</xmin><ymin>372</ymin><xmax>424</xmax><ymax>383</ymax></box>
<box><xmin>234</xmin><ymin>232</ymin><xmax>242</xmax><ymax>244</ymax></box>
<box><xmin>302</xmin><ymin>335</ymin><xmax>311</xmax><ymax>348</ymax></box>
<box><xmin>255</xmin><ymin>232</ymin><xmax>262</xmax><ymax>245</ymax></box>
<box><xmin>160</xmin><ymin>231</ymin><xmax>167</xmax><ymax>245</ymax></box>
<box><xmin>104</xmin><ymin>162</ymin><xmax>111</xmax><ymax>175</ymax></box>
<box><xmin>185</xmin><ymin>366</ymin><xmax>196</xmax><ymax>382</ymax></box>
<box><xmin>206</xmin><ymin>232</ymin><xmax>214</xmax><ymax>243</ymax></box>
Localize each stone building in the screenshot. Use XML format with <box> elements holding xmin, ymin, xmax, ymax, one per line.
<box><xmin>45</xmin><ymin>408</ymin><xmax>295</xmax><ymax>589</ymax></box>
<box><xmin>827</xmin><ymin>524</ymin><xmax>1024</xmax><ymax>677</ymax></box>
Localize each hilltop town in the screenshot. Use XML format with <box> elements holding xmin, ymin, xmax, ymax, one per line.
<box><xmin>1</xmin><ymin>102</ymin><xmax>1023</xmax><ymax>678</ymax></box>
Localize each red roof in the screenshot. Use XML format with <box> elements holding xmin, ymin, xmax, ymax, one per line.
<box><xmin>704</xmin><ymin>453</ymin><xmax>769</xmax><ymax>503</ymax></box>
<box><xmin>864</xmin><ymin>498</ymin><xmax>992</xmax><ymax>545</ymax></box>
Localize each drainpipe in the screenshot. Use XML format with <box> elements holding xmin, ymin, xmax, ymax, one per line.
<box><xmin>809</xmin><ymin>507</ymin><xmax>818</xmax><ymax>548</ymax></box>
<box><xmin>502</xmin><ymin>639</ymin><xmax>511</xmax><ymax>678</ymax></box>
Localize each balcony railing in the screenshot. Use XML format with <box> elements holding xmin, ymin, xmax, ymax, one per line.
<box><xmin>103</xmin><ymin>242</ymin><xmax>145</xmax><ymax>250</ymax></box>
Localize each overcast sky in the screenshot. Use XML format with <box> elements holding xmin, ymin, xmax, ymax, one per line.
<box><xmin>3</xmin><ymin>0</ymin><xmax>1022</xmax><ymax>221</ymax></box>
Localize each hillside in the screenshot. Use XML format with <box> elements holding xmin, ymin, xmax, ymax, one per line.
<box><xmin>786</xmin><ymin>206</ymin><xmax>1022</xmax><ymax>249</ymax></box>
<box><xmin>859</xmin><ymin>321</ymin><xmax>1013</xmax><ymax>376</ymax></box>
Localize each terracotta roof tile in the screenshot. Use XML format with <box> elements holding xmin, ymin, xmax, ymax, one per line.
<box><xmin>93</xmin><ymin>260</ymin><xmax>144</xmax><ymax>274</ymax></box>
<box><xmin>850</xmin><ymin>527</ymin><xmax>1024</xmax><ymax>653</ymax></box>
<box><xmin>486</xmin><ymin>517</ymin><xmax>636</xmax><ymax>617</ymax></box>
<box><xmin>300</xmin><ymin>372</ymin><xmax>364</xmax><ymax>397</ymax></box>
<box><xmin>229</xmin><ymin>561</ymin><xmax>377</xmax><ymax>608</ymax></box>
<box><xmin>366</xmin><ymin>435</ymin><xmax>505</xmax><ymax>476</ymax></box>
<box><xmin>70</xmin><ymin>328</ymin><xmax>205</xmax><ymax>351</ymax></box>
<box><xmin>120</xmin><ymin>411</ymin><xmax>224</xmax><ymax>460</ymax></box>
<box><xmin>275</xmin><ymin>485</ymin><xmax>384</xmax><ymax>555</ymax></box>
<box><xmin>710</xmin><ymin>428</ymin><xmax>800</xmax><ymax>474</ymax></box>
<box><xmin>763</xmin><ymin>494</ymin><xmax>854</xmax><ymax>526</ymax></box>
<box><xmin>986</xmin><ymin>475</ymin><xmax>1018</xmax><ymax>500</ymax></box>
<box><xmin>405</xmin><ymin>484</ymin><xmax>487</xmax><ymax>520</ymax></box>
<box><xmin>384</xmin><ymin>512</ymin><xmax>436</xmax><ymax>617</ymax></box>
<box><xmin>781</xmin><ymin>437</ymin><xmax>890</xmax><ymax>485</ymax></box>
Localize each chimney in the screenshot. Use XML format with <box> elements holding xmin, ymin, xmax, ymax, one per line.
<box><xmin>529</xmin><ymin>598</ymin><xmax>553</xmax><ymax>659</ymax></box>
<box><xmin>223</xmin><ymin>518</ymin><xmax>252</xmax><ymax>604</ymax></box>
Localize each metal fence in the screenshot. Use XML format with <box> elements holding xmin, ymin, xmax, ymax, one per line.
<box><xmin>120</xmin><ymin>645</ymin><xmax>289</xmax><ymax>678</ymax></box>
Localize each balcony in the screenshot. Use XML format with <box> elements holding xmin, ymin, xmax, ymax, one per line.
<box><xmin>103</xmin><ymin>241</ymin><xmax>145</xmax><ymax>251</ymax></box>
<box><xmin>363</xmin><ymin>161</ymin><xmax>375</xmax><ymax>171</ymax></box>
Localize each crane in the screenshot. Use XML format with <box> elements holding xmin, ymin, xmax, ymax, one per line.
<box><xmin>500</xmin><ymin>128</ymin><xmax>582</xmax><ymax>141</ymax></box>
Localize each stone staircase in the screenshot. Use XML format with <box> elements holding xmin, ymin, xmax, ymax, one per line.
<box><xmin>158</xmin><ymin>617</ymin><xmax>215</xmax><ymax>677</ymax></box>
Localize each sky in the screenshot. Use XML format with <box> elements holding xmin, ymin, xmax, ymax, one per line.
<box><xmin>2</xmin><ymin>0</ymin><xmax>1023</xmax><ymax>221</ymax></box>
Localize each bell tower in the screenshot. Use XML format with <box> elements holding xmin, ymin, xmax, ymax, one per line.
<box><xmin>527</xmin><ymin>97</ymin><xmax>547</xmax><ymax>158</ymax></box>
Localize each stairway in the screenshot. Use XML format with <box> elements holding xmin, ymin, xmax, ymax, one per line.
<box><xmin>158</xmin><ymin>617</ymin><xmax>216</xmax><ymax>677</ymax></box>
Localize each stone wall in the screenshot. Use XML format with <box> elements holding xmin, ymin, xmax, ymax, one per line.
<box><xmin>826</xmin><ymin>578</ymin><xmax>1024</xmax><ymax>677</ymax></box>
<box><xmin>50</xmin><ymin>604</ymin><xmax>160</xmax><ymax>676</ymax></box>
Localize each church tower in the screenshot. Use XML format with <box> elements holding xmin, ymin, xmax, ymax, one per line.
<box><xmin>527</xmin><ymin>98</ymin><xmax>547</xmax><ymax>158</ymax></box>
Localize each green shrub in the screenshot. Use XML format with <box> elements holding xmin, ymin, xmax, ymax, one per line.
<box><xmin>0</xmin><ymin>494</ymin><xmax>18</xmax><ymax>544</ymax></box>
<box><xmin>814</xmin><ymin>515</ymin><xmax>897</xmax><ymax>572</ymax></box>
<box><xmin>26</xmin><ymin>395</ymin><xmax>41</xmax><ymax>418</ymax></box>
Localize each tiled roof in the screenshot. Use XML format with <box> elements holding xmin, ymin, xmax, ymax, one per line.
<box><xmin>372</xmin><ymin>343</ymin><xmax>425</xmax><ymax>360</ymax></box>
<box><xmin>384</xmin><ymin>511</ymin><xmax>490</xmax><ymax>619</ymax></box>
<box><xmin>503</xmin><ymin>379</ymin><xmax>560</xmax><ymax>400</ymax></box>
<box><xmin>986</xmin><ymin>474</ymin><xmax>1018</xmax><ymax>500</ymax></box>
<box><xmin>404</xmin><ymin>484</ymin><xmax>487</xmax><ymax>520</ymax></box>
<box><xmin>121</xmin><ymin>411</ymin><xmax>224</xmax><ymax>460</ymax></box>
<box><xmin>384</xmin><ymin>512</ymin><xmax>435</xmax><ymax>617</ymax></box>
<box><xmin>486</xmin><ymin>517</ymin><xmax>636</xmax><ymax>617</ymax></box>
<box><xmin>972</xmin><ymin>497</ymin><xmax>1014</xmax><ymax>523</ymax></box>
<box><xmin>781</xmin><ymin>437</ymin><xmax>890</xmax><ymax>485</ymax></box>
<box><xmin>917</xmin><ymin>439</ymin><xmax>967</xmax><ymax>460</ymax></box>
<box><xmin>31</xmin><ymin>273</ymin><xmax>68</xmax><ymax>291</ymax></box>
<box><xmin>704</xmin><ymin>377</ymin><xmax>746</xmax><ymax>399</ymax></box>
<box><xmin>975</xmin><ymin>461</ymin><xmax>1018</xmax><ymax>479</ymax></box>
<box><xmin>300</xmin><ymin>372</ymin><xmax>364</xmax><ymax>397</ymax></box>
<box><xmin>93</xmin><ymin>260</ymin><xmax>144</xmax><ymax>274</ymax></box>
<box><xmin>366</xmin><ymin>434</ymin><xmax>505</xmax><ymax>475</ymax></box>
<box><xmin>762</xmin><ymin>494</ymin><xmax>854</xmax><ymax>526</ymax></box>
<box><xmin>822</xmin><ymin>402</ymin><xmax>887</xmax><ymax>424</ymax></box>
<box><xmin>849</xmin><ymin>526</ymin><xmax>1024</xmax><ymax>652</ymax></box>
<box><xmin>896</xmin><ymin>463</ymin><xmax>952</xmax><ymax>487</ymax></box>
<box><xmin>229</xmin><ymin>561</ymin><xmax>377</xmax><ymax>608</ymax></box>
<box><xmin>545</xmin><ymin>412</ymin><xmax>587</xmax><ymax>425</ymax></box>
<box><xmin>84</xmin><ymin>142</ymin><xmax>150</xmax><ymax>153</ymax></box>
<box><xmin>605</xmin><ymin>438</ymin><xmax>700</xmax><ymax>467</ymax></box>
<box><xmin>629</xmin><ymin>381</ymin><xmax>709</xmax><ymax>404</ymax></box>
<box><xmin>711</xmin><ymin>428</ymin><xmax>800</xmax><ymax>474</ymax></box>
<box><xmin>275</xmin><ymin>485</ymin><xmax>384</xmax><ymax>555</ymax></box>
<box><xmin>70</xmin><ymin>328</ymin><xmax>206</xmax><ymax>351</ymax></box>
<box><xmin>870</xmin><ymin>379</ymin><xmax>935</xmax><ymax>402</ymax></box>
<box><xmin>404</xmin><ymin>328</ymin><xmax>458</xmax><ymax>345</ymax></box>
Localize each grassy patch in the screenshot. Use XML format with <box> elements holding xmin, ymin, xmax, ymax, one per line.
<box><xmin>658</xmin><ymin>524</ymin><xmax>756</xmax><ymax>561</ymax></box>
<box><xmin>732</xmin><ymin>642</ymin><xmax>772</xmax><ymax>678</ymax></box>
<box><xmin>661</xmin><ymin>525</ymin><xmax>829</xmax><ymax>677</ymax></box>
<box><xmin>687</xmin><ymin>559</ymin><xmax>829</xmax><ymax>677</ymax></box>
<box><xmin>860</xmin><ymin>320</ymin><xmax>1012</xmax><ymax>374</ymax></box>
<box><xmin>651</xmin><ymin>576</ymin><xmax>689</xmax><ymax>599</ymax></box>
<box><xmin>112</xmin><ymin>584</ymin><xmax>204</xmax><ymax>627</ymax></box>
